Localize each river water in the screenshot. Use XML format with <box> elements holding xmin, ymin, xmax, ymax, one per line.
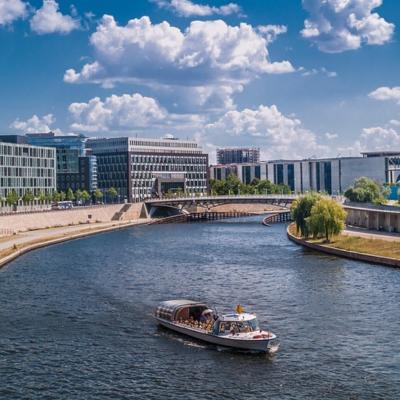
<box><xmin>1</xmin><ymin>218</ymin><xmax>399</xmax><ymax>399</ymax></box>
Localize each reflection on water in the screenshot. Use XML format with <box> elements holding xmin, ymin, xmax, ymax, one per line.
<box><xmin>0</xmin><ymin>218</ymin><xmax>399</xmax><ymax>399</ymax></box>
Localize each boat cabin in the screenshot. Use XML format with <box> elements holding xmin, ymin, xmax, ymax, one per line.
<box><xmin>155</xmin><ymin>300</ymin><xmax>209</xmax><ymax>322</ymax></box>
<box><xmin>212</xmin><ymin>313</ymin><xmax>260</xmax><ymax>335</ymax></box>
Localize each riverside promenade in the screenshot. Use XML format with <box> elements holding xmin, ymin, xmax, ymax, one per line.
<box><xmin>0</xmin><ymin>203</ymin><xmax>149</xmax><ymax>268</ymax></box>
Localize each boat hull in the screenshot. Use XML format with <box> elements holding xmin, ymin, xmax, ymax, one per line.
<box><xmin>156</xmin><ymin>317</ymin><xmax>275</xmax><ymax>352</ymax></box>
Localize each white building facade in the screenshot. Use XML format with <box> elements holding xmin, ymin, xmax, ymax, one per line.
<box><xmin>210</xmin><ymin>152</ymin><xmax>400</xmax><ymax>194</ymax></box>
<box><xmin>0</xmin><ymin>141</ymin><xmax>56</xmax><ymax>199</ymax></box>
<box><xmin>87</xmin><ymin>137</ymin><xmax>208</xmax><ymax>201</ymax></box>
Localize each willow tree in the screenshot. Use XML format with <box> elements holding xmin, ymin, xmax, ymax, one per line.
<box><xmin>291</xmin><ymin>192</ymin><xmax>321</xmax><ymax>238</ymax></box>
<box><xmin>308</xmin><ymin>197</ymin><xmax>347</xmax><ymax>242</ymax></box>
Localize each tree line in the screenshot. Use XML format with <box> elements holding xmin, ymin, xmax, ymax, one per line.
<box><xmin>210</xmin><ymin>175</ymin><xmax>291</xmax><ymax>195</ymax></box>
<box><xmin>3</xmin><ymin>187</ymin><xmax>119</xmax><ymax>206</ymax></box>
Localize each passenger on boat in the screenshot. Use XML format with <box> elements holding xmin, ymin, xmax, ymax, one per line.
<box><xmin>200</xmin><ymin>309</ymin><xmax>213</xmax><ymax>323</ymax></box>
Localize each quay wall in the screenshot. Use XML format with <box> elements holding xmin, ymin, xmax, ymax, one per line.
<box><xmin>287</xmin><ymin>225</ymin><xmax>400</xmax><ymax>268</ymax></box>
<box><xmin>0</xmin><ymin>203</ymin><xmax>144</xmax><ymax>234</ymax></box>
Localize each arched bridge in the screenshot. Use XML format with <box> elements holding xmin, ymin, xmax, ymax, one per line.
<box><xmin>144</xmin><ymin>194</ymin><xmax>298</xmax><ymax>219</ymax></box>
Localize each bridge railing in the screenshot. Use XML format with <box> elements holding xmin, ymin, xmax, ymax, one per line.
<box><xmin>145</xmin><ymin>194</ymin><xmax>298</xmax><ymax>203</ymax></box>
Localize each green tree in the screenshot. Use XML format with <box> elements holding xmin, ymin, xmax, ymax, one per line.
<box><xmin>291</xmin><ymin>192</ymin><xmax>321</xmax><ymax>238</ymax></box>
<box><xmin>107</xmin><ymin>187</ymin><xmax>118</xmax><ymax>203</ymax></box>
<box><xmin>75</xmin><ymin>189</ymin><xmax>83</xmax><ymax>203</ymax></box>
<box><xmin>66</xmin><ymin>188</ymin><xmax>75</xmax><ymax>201</ymax></box>
<box><xmin>308</xmin><ymin>197</ymin><xmax>347</xmax><ymax>242</ymax></box>
<box><xmin>6</xmin><ymin>190</ymin><xmax>19</xmax><ymax>206</ymax></box>
<box><xmin>38</xmin><ymin>191</ymin><xmax>47</xmax><ymax>203</ymax></box>
<box><xmin>226</xmin><ymin>174</ymin><xmax>241</xmax><ymax>194</ymax></box>
<box><xmin>94</xmin><ymin>188</ymin><xmax>103</xmax><ymax>203</ymax></box>
<box><xmin>52</xmin><ymin>191</ymin><xmax>61</xmax><ymax>202</ymax></box>
<box><xmin>256</xmin><ymin>179</ymin><xmax>273</xmax><ymax>195</ymax></box>
<box><xmin>210</xmin><ymin>179</ymin><xmax>228</xmax><ymax>195</ymax></box>
<box><xmin>45</xmin><ymin>192</ymin><xmax>52</xmax><ymax>202</ymax></box>
<box><xmin>344</xmin><ymin>177</ymin><xmax>387</xmax><ymax>204</ymax></box>
<box><xmin>59</xmin><ymin>191</ymin><xmax>66</xmax><ymax>201</ymax></box>
<box><xmin>81</xmin><ymin>190</ymin><xmax>90</xmax><ymax>204</ymax></box>
<box><xmin>22</xmin><ymin>190</ymin><xmax>34</xmax><ymax>204</ymax></box>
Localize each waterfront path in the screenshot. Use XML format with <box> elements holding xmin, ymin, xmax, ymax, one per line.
<box><xmin>0</xmin><ymin>219</ymin><xmax>149</xmax><ymax>268</ymax></box>
<box><xmin>343</xmin><ymin>226</ymin><xmax>400</xmax><ymax>241</ymax></box>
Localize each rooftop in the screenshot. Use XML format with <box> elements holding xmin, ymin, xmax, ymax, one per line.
<box><xmin>218</xmin><ymin>313</ymin><xmax>257</xmax><ymax>322</ymax></box>
<box><xmin>361</xmin><ymin>151</ymin><xmax>400</xmax><ymax>158</ymax></box>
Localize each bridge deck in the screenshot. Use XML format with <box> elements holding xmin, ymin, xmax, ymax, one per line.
<box><xmin>145</xmin><ymin>194</ymin><xmax>297</xmax><ymax>206</ymax></box>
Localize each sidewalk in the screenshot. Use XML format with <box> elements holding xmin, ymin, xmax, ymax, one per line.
<box><xmin>343</xmin><ymin>227</ymin><xmax>400</xmax><ymax>242</ymax></box>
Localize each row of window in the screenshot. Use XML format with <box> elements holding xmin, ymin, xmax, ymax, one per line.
<box><xmin>131</xmin><ymin>172</ymin><xmax>206</xmax><ymax>180</ymax></box>
<box><xmin>0</xmin><ymin>167</ymin><xmax>55</xmax><ymax>178</ymax></box>
<box><xmin>0</xmin><ymin>156</ymin><xmax>55</xmax><ymax>168</ymax></box>
<box><xmin>132</xmin><ymin>164</ymin><xmax>206</xmax><ymax>172</ymax></box>
<box><xmin>129</xmin><ymin>140</ymin><xmax>199</xmax><ymax>149</ymax></box>
<box><xmin>132</xmin><ymin>156</ymin><xmax>206</xmax><ymax>164</ymax></box>
<box><xmin>0</xmin><ymin>177</ymin><xmax>55</xmax><ymax>188</ymax></box>
<box><xmin>0</xmin><ymin>145</ymin><xmax>55</xmax><ymax>159</ymax></box>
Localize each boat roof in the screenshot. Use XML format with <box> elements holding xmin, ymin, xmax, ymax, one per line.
<box><xmin>218</xmin><ymin>313</ymin><xmax>257</xmax><ymax>322</ymax></box>
<box><xmin>158</xmin><ymin>299</ymin><xmax>206</xmax><ymax>309</ymax></box>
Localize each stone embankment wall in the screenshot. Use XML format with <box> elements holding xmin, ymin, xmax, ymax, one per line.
<box><xmin>0</xmin><ymin>203</ymin><xmax>145</xmax><ymax>234</ymax></box>
<box><xmin>287</xmin><ymin>225</ymin><xmax>400</xmax><ymax>268</ymax></box>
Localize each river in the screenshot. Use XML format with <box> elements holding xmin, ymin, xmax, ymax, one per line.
<box><xmin>1</xmin><ymin>218</ymin><xmax>399</xmax><ymax>399</ymax></box>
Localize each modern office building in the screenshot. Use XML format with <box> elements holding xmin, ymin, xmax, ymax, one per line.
<box><xmin>217</xmin><ymin>148</ymin><xmax>260</xmax><ymax>165</ymax></box>
<box><xmin>86</xmin><ymin>136</ymin><xmax>208</xmax><ymax>201</ymax></box>
<box><xmin>210</xmin><ymin>151</ymin><xmax>400</xmax><ymax>194</ymax></box>
<box><xmin>0</xmin><ymin>138</ymin><xmax>56</xmax><ymax>199</ymax></box>
<box><xmin>26</xmin><ymin>132</ymin><xmax>97</xmax><ymax>193</ymax></box>
<box><xmin>210</xmin><ymin>163</ymin><xmax>268</xmax><ymax>185</ymax></box>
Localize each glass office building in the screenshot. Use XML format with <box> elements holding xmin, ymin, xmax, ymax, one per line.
<box><xmin>26</xmin><ymin>133</ymin><xmax>97</xmax><ymax>193</ymax></box>
<box><xmin>87</xmin><ymin>137</ymin><xmax>208</xmax><ymax>201</ymax></box>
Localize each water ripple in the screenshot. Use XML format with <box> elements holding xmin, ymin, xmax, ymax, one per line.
<box><xmin>0</xmin><ymin>219</ymin><xmax>399</xmax><ymax>399</ymax></box>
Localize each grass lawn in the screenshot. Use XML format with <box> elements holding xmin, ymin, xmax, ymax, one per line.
<box><xmin>325</xmin><ymin>236</ymin><xmax>400</xmax><ymax>260</ymax></box>
<box><xmin>288</xmin><ymin>223</ymin><xmax>400</xmax><ymax>260</ymax></box>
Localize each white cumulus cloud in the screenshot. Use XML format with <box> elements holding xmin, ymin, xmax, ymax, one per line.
<box><xmin>359</xmin><ymin>125</ymin><xmax>400</xmax><ymax>150</ymax></box>
<box><xmin>68</xmin><ymin>93</ymin><xmax>204</xmax><ymax>133</ymax></box>
<box><xmin>0</xmin><ymin>0</ymin><xmax>27</xmax><ymax>26</ymax></box>
<box><xmin>368</xmin><ymin>86</ymin><xmax>400</xmax><ymax>104</ymax></box>
<box><xmin>325</xmin><ymin>132</ymin><xmax>338</xmax><ymax>139</ymax></box>
<box><xmin>301</xmin><ymin>0</ymin><xmax>394</xmax><ymax>53</ymax></box>
<box><xmin>299</xmin><ymin>66</ymin><xmax>337</xmax><ymax>77</ymax></box>
<box><xmin>64</xmin><ymin>15</ymin><xmax>294</xmax><ymax>111</ymax></box>
<box><xmin>203</xmin><ymin>104</ymin><xmax>329</xmax><ymax>160</ymax></box>
<box><xmin>257</xmin><ymin>24</ymin><xmax>287</xmax><ymax>44</ymax></box>
<box><xmin>10</xmin><ymin>113</ymin><xmax>62</xmax><ymax>134</ymax></box>
<box><xmin>152</xmin><ymin>0</ymin><xmax>241</xmax><ymax>17</ymax></box>
<box><xmin>30</xmin><ymin>0</ymin><xmax>80</xmax><ymax>35</ymax></box>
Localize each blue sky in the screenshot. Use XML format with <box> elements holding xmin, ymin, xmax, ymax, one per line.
<box><xmin>0</xmin><ymin>0</ymin><xmax>399</xmax><ymax>161</ymax></box>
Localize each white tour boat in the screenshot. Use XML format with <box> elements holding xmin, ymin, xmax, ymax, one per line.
<box><xmin>154</xmin><ymin>299</ymin><xmax>279</xmax><ymax>353</ymax></box>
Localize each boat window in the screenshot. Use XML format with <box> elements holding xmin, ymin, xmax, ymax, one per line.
<box><xmin>218</xmin><ymin>319</ymin><xmax>260</xmax><ymax>334</ymax></box>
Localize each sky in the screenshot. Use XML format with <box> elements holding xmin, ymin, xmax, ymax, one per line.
<box><xmin>0</xmin><ymin>0</ymin><xmax>399</xmax><ymax>162</ymax></box>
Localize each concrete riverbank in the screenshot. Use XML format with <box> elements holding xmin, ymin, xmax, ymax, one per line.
<box><xmin>0</xmin><ymin>219</ymin><xmax>150</xmax><ymax>269</ymax></box>
<box><xmin>287</xmin><ymin>224</ymin><xmax>400</xmax><ymax>268</ymax></box>
<box><xmin>0</xmin><ymin>203</ymin><xmax>149</xmax><ymax>268</ymax></box>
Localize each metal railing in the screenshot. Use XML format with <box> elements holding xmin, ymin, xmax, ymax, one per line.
<box><xmin>145</xmin><ymin>194</ymin><xmax>298</xmax><ymax>203</ymax></box>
